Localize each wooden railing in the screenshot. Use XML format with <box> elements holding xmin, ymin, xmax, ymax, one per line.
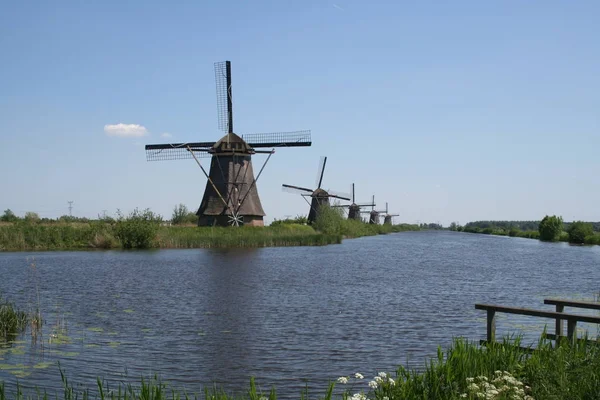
<box><xmin>475</xmin><ymin>299</ymin><xmax>600</xmax><ymax>344</ymax></box>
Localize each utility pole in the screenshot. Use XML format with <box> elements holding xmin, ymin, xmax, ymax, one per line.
<box><xmin>68</xmin><ymin>201</ymin><xmax>73</xmax><ymax>217</ymax></box>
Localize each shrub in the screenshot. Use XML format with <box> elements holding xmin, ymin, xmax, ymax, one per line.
<box><xmin>538</xmin><ymin>215</ymin><xmax>563</xmax><ymax>242</ymax></box>
<box><xmin>568</xmin><ymin>221</ymin><xmax>594</xmax><ymax>244</ymax></box>
<box><xmin>114</xmin><ymin>209</ymin><xmax>162</xmax><ymax>249</ymax></box>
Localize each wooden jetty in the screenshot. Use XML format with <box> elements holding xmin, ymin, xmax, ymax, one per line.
<box><xmin>475</xmin><ymin>298</ymin><xmax>600</xmax><ymax>344</ymax></box>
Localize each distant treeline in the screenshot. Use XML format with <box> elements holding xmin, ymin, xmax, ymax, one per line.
<box><xmin>458</xmin><ymin>216</ymin><xmax>600</xmax><ymax>246</ymax></box>
<box><xmin>464</xmin><ymin>220</ymin><xmax>600</xmax><ymax>232</ymax></box>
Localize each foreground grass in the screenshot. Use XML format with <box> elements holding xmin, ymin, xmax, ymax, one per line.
<box><xmin>1</xmin><ymin>336</ymin><xmax>599</xmax><ymax>399</ymax></box>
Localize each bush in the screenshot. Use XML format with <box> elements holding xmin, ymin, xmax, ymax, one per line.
<box><xmin>114</xmin><ymin>209</ymin><xmax>162</xmax><ymax>249</ymax></box>
<box><xmin>508</xmin><ymin>228</ymin><xmax>520</xmax><ymax>237</ymax></box>
<box><xmin>0</xmin><ymin>209</ymin><xmax>18</xmax><ymax>223</ymax></box>
<box><xmin>568</xmin><ymin>221</ymin><xmax>593</xmax><ymax>244</ymax></box>
<box><xmin>538</xmin><ymin>215</ymin><xmax>563</xmax><ymax>242</ymax></box>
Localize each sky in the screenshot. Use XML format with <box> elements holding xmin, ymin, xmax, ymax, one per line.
<box><xmin>0</xmin><ymin>0</ymin><xmax>598</xmax><ymax>226</ymax></box>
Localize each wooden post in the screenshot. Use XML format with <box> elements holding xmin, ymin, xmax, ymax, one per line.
<box><xmin>555</xmin><ymin>304</ymin><xmax>564</xmax><ymax>339</ymax></box>
<box><xmin>567</xmin><ymin>319</ymin><xmax>577</xmax><ymax>342</ymax></box>
<box><xmin>487</xmin><ymin>309</ymin><xmax>496</xmax><ymax>343</ymax></box>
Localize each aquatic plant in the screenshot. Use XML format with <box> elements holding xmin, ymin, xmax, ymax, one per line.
<box><xmin>0</xmin><ymin>294</ymin><xmax>28</xmax><ymax>340</ymax></box>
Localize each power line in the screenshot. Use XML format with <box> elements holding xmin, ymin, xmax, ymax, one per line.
<box><xmin>68</xmin><ymin>201</ymin><xmax>74</xmax><ymax>217</ymax></box>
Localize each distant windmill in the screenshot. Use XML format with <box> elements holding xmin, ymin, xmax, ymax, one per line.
<box><xmin>282</xmin><ymin>156</ymin><xmax>351</xmax><ymax>224</ymax></box>
<box><xmin>332</xmin><ymin>183</ymin><xmax>374</xmax><ymax>220</ymax></box>
<box><xmin>382</xmin><ymin>202</ymin><xmax>399</xmax><ymax>225</ymax></box>
<box><xmin>367</xmin><ymin>195</ymin><xmax>386</xmax><ymax>225</ymax></box>
<box><xmin>144</xmin><ymin>61</ymin><xmax>312</xmax><ymax>226</ymax></box>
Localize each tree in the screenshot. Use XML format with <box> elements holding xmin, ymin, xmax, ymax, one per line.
<box><xmin>538</xmin><ymin>215</ymin><xmax>563</xmax><ymax>242</ymax></box>
<box><xmin>171</xmin><ymin>204</ymin><xmax>189</xmax><ymax>225</ymax></box>
<box><xmin>24</xmin><ymin>211</ymin><xmax>40</xmax><ymax>223</ymax></box>
<box><xmin>0</xmin><ymin>209</ymin><xmax>18</xmax><ymax>222</ymax></box>
<box><xmin>567</xmin><ymin>221</ymin><xmax>593</xmax><ymax>244</ymax></box>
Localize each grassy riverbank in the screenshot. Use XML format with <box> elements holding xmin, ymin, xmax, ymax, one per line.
<box><xmin>1</xmin><ymin>335</ymin><xmax>599</xmax><ymax>399</ymax></box>
<box><xmin>0</xmin><ymin>216</ymin><xmax>419</xmax><ymax>251</ymax></box>
<box><xmin>462</xmin><ymin>218</ymin><xmax>600</xmax><ymax>246</ymax></box>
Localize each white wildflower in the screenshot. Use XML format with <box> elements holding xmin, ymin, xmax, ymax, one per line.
<box><xmin>374</xmin><ymin>376</ymin><xmax>383</xmax><ymax>383</ymax></box>
<box><xmin>351</xmin><ymin>394</ymin><xmax>367</xmax><ymax>400</ymax></box>
<box><xmin>337</xmin><ymin>376</ymin><xmax>348</xmax><ymax>384</ymax></box>
<box><xmin>354</xmin><ymin>372</ymin><xmax>364</xmax><ymax>379</ymax></box>
<box><xmin>460</xmin><ymin>394</ymin><xmax>467</xmax><ymax>398</ymax></box>
<box><xmin>378</xmin><ymin>371</ymin><xmax>388</xmax><ymax>378</ymax></box>
<box><xmin>368</xmin><ymin>380</ymin><xmax>378</xmax><ymax>389</ymax></box>
<box><xmin>388</xmin><ymin>377</ymin><xmax>396</xmax><ymax>385</ymax></box>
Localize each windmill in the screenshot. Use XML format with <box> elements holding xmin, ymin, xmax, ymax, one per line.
<box><xmin>145</xmin><ymin>61</ymin><xmax>311</xmax><ymax>226</ymax></box>
<box><xmin>282</xmin><ymin>157</ymin><xmax>351</xmax><ymax>224</ymax></box>
<box><xmin>367</xmin><ymin>195</ymin><xmax>386</xmax><ymax>225</ymax></box>
<box><xmin>332</xmin><ymin>183</ymin><xmax>375</xmax><ymax>220</ymax></box>
<box><xmin>382</xmin><ymin>202</ymin><xmax>400</xmax><ymax>225</ymax></box>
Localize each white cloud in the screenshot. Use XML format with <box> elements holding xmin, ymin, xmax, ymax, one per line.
<box><xmin>160</xmin><ymin>132</ymin><xmax>173</xmax><ymax>138</ymax></box>
<box><xmin>104</xmin><ymin>123</ymin><xmax>148</xmax><ymax>138</ymax></box>
<box><xmin>333</xmin><ymin>3</ymin><xmax>344</xmax><ymax>10</ymax></box>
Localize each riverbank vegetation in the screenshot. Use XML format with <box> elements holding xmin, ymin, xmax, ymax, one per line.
<box><xmin>1</xmin><ymin>335</ymin><xmax>599</xmax><ymax>399</ymax></box>
<box><xmin>461</xmin><ymin>216</ymin><xmax>600</xmax><ymax>246</ymax></box>
<box><xmin>0</xmin><ymin>206</ymin><xmax>419</xmax><ymax>251</ymax></box>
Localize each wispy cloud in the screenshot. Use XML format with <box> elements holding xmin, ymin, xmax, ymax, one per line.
<box><xmin>332</xmin><ymin>3</ymin><xmax>344</xmax><ymax>10</ymax></box>
<box><xmin>104</xmin><ymin>123</ymin><xmax>148</xmax><ymax>138</ymax></box>
<box><xmin>160</xmin><ymin>132</ymin><xmax>173</xmax><ymax>138</ymax></box>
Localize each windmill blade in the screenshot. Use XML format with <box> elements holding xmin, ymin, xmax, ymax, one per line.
<box><xmin>282</xmin><ymin>184</ymin><xmax>314</xmax><ymax>195</ymax></box>
<box><xmin>215</xmin><ymin>61</ymin><xmax>233</xmax><ymax>134</ymax></box>
<box><xmin>328</xmin><ymin>188</ymin><xmax>352</xmax><ymax>200</ymax></box>
<box><xmin>356</xmin><ymin>203</ymin><xmax>375</xmax><ymax>207</ymax></box>
<box><xmin>145</xmin><ymin>142</ymin><xmax>213</xmax><ymax>161</ymax></box>
<box><xmin>315</xmin><ymin>156</ymin><xmax>327</xmax><ymax>189</ymax></box>
<box><xmin>328</xmin><ymin>193</ymin><xmax>351</xmax><ymax>201</ymax></box>
<box><xmin>331</xmin><ymin>204</ymin><xmax>350</xmax><ymax>208</ymax></box>
<box><xmin>388</xmin><ymin>214</ymin><xmax>400</xmax><ymax>217</ymax></box>
<box><xmin>243</xmin><ymin>130</ymin><xmax>312</xmax><ymax>148</ymax></box>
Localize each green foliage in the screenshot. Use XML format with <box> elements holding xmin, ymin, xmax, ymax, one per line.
<box><xmin>23</xmin><ymin>212</ymin><xmax>40</xmax><ymax>223</ymax></box>
<box><xmin>0</xmin><ymin>294</ymin><xmax>28</xmax><ymax>340</ymax></box>
<box><xmin>114</xmin><ymin>209</ymin><xmax>162</xmax><ymax>249</ymax></box>
<box><xmin>538</xmin><ymin>215</ymin><xmax>563</xmax><ymax>242</ymax></box>
<box><xmin>156</xmin><ymin>225</ymin><xmax>339</xmax><ymax>248</ymax></box>
<box><xmin>0</xmin><ymin>209</ymin><xmax>18</xmax><ymax>223</ymax></box>
<box><xmin>568</xmin><ymin>221</ymin><xmax>594</xmax><ymax>244</ymax></box>
<box><xmin>270</xmin><ymin>215</ymin><xmax>308</xmax><ymax>226</ymax></box>
<box><xmin>313</xmin><ymin>205</ymin><xmax>345</xmax><ymax>235</ymax></box>
<box><xmin>449</xmin><ymin>222</ymin><xmax>462</xmax><ymax>231</ymax></box>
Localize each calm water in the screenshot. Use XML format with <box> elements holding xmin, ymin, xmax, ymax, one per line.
<box><xmin>1</xmin><ymin>231</ymin><xmax>599</xmax><ymax>396</ymax></box>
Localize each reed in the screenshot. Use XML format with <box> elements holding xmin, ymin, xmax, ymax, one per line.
<box><xmin>0</xmin><ymin>294</ymin><xmax>28</xmax><ymax>340</ymax></box>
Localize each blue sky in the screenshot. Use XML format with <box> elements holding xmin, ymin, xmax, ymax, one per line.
<box><xmin>1</xmin><ymin>0</ymin><xmax>598</xmax><ymax>225</ymax></box>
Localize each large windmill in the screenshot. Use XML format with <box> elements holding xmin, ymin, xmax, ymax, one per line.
<box><xmin>332</xmin><ymin>183</ymin><xmax>374</xmax><ymax>220</ymax></box>
<box><xmin>145</xmin><ymin>61</ymin><xmax>311</xmax><ymax>226</ymax></box>
<box><xmin>382</xmin><ymin>202</ymin><xmax>400</xmax><ymax>225</ymax></box>
<box><xmin>282</xmin><ymin>157</ymin><xmax>351</xmax><ymax>224</ymax></box>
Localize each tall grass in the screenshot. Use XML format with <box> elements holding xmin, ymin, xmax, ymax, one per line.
<box><xmin>0</xmin><ymin>209</ymin><xmax>418</xmax><ymax>251</ymax></box>
<box><xmin>156</xmin><ymin>225</ymin><xmax>341</xmax><ymax>248</ymax></box>
<box><xmin>0</xmin><ymin>294</ymin><xmax>28</xmax><ymax>340</ymax></box>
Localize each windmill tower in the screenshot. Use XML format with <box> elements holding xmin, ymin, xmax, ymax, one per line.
<box><xmin>282</xmin><ymin>157</ymin><xmax>350</xmax><ymax>224</ymax></box>
<box><xmin>367</xmin><ymin>195</ymin><xmax>386</xmax><ymax>225</ymax></box>
<box><xmin>145</xmin><ymin>61</ymin><xmax>312</xmax><ymax>226</ymax></box>
<box><xmin>332</xmin><ymin>183</ymin><xmax>374</xmax><ymax>220</ymax></box>
<box><xmin>382</xmin><ymin>202</ymin><xmax>400</xmax><ymax>225</ymax></box>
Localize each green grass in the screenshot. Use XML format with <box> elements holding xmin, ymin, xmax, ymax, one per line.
<box><xmin>0</xmin><ymin>214</ymin><xmax>419</xmax><ymax>251</ymax></box>
<box><xmin>0</xmin><ymin>295</ymin><xmax>28</xmax><ymax>340</ymax></box>
<box><xmin>1</xmin><ymin>336</ymin><xmax>600</xmax><ymax>399</ymax></box>
<box><xmin>156</xmin><ymin>224</ymin><xmax>340</xmax><ymax>248</ymax></box>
